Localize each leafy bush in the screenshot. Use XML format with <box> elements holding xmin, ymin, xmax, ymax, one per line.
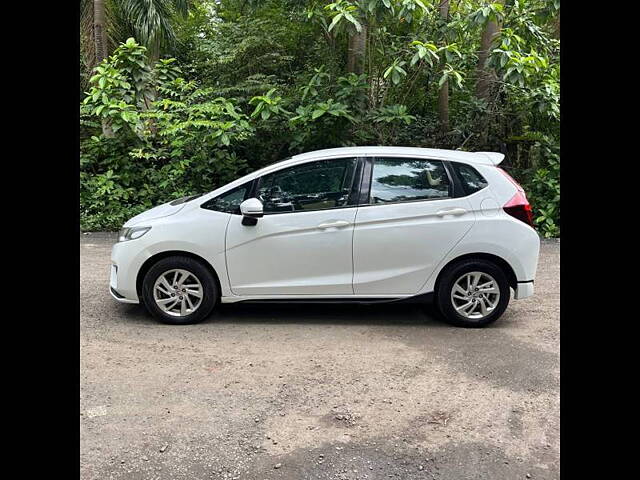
<box><xmin>523</xmin><ymin>138</ymin><xmax>560</xmax><ymax>238</ymax></box>
<box><xmin>80</xmin><ymin>39</ymin><xmax>253</xmax><ymax>230</ymax></box>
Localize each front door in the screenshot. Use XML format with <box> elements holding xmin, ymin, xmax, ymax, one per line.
<box><xmin>225</xmin><ymin>157</ymin><xmax>359</xmax><ymax>296</ymax></box>
<box><xmin>352</xmin><ymin>157</ymin><xmax>475</xmax><ymax>295</ymax></box>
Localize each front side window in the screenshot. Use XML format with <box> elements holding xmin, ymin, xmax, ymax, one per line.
<box><xmin>201</xmin><ymin>183</ymin><xmax>250</xmax><ymax>214</ymax></box>
<box><xmin>257</xmin><ymin>158</ymin><xmax>357</xmax><ymax>214</ymax></box>
<box><xmin>369</xmin><ymin>158</ymin><xmax>450</xmax><ymax>204</ymax></box>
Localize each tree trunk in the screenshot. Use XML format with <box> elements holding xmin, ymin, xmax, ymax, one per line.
<box><xmin>347</xmin><ymin>24</ymin><xmax>367</xmax><ymax>75</ymax></box>
<box><xmin>554</xmin><ymin>10</ymin><xmax>560</xmax><ymax>39</ymax></box>
<box><xmin>437</xmin><ymin>0</ymin><xmax>450</xmax><ymax>133</ymax></box>
<box><xmin>475</xmin><ymin>1</ymin><xmax>503</xmax><ymax>102</ymax></box>
<box><xmin>93</xmin><ymin>0</ymin><xmax>114</xmax><ymax>137</ymax></box>
<box><xmin>93</xmin><ymin>0</ymin><xmax>108</xmax><ymax>62</ymax></box>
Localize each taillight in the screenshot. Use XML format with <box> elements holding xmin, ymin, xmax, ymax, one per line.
<box><xmin>498</xmin><ymin>168</ymin><xmax>535</xmax><ymax>229</ymax></box>
<box><xmin>503</xmin><ymin>191</ymin><xmax>534</xmax><ymax>227</ymax></box>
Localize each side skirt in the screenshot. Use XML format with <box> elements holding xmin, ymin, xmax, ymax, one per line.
<box><xmin>222</xmin><ymin>292</ymin><xmax>434</xmax><ymax>306</ymax></box>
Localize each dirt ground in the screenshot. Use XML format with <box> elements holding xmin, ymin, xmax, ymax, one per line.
<box><xmin>80</xmin><ymin>233</ymin><xmax>559</xmax><ymax>480</ymax></box>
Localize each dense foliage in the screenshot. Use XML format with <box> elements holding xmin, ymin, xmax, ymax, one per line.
<box><xmin>80</xmin><ymin>0</ymin><xmax>560</xmax><ymax>236</ymax></box>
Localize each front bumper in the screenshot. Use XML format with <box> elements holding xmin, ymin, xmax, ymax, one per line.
<box><xmin>110</xmin><ymin>244</ymin><xmax>146</xmax><ymax>304</ymax></box>
<box><xmin>110</xmin><ymin>285</ymin><xmax>139</xmax><ymax>304</ymax></box>
<box><xmin>514</xmin><ymin>281</ymin><xmax>534</xmax><ymax>300</ymax></box>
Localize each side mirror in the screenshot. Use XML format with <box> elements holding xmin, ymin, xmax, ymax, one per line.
<box><xmin>239</xmin><ymin>198</ymin><xmax>263</xmax><ymax>226</ymax></box>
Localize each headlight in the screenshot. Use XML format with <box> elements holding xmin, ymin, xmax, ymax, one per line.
<box><xmin>118</xmin><ymin>226</ymin><xmax>151</xmax><ymax>242</ymax></box>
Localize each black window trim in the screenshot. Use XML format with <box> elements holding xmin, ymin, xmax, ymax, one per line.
<box><xmin>358</xmin><ymin>156</ymin><xmax>456</xmax><ymax>207</ymax></box>
<box><xmin>443</xmin><ymin>160</ymin><xmax>466</xmax><ymax>198</ymax></box>
<box><xmin>359</xmin><ymin>157</ymin><xmax>373</xmax><ymax>205</ymax></box>
<box><xmin>251</xmin><ymin>156</ymin><xmax>365</xmax><ymax>216</ymax></box>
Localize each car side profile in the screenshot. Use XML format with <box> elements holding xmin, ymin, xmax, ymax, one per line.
<box><xmin>110</xmin><ymin>146</ymin><xmax>540</xmax><ymax>327</ymax></box>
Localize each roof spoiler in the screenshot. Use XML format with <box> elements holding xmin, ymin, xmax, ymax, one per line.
<box><xmin>476</xmin><ymin>152</ymin><xmax>505</xmax><ymax>166</ymax></box>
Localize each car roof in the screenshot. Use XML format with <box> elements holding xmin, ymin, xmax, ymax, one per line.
<box><xmin>290</xmin><ymin>146</ymin><xmax>503</xmax><ymax>166</ymax></box>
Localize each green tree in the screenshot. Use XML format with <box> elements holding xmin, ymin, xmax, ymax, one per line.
<box><xmin>81</xmin><ymin>0</ymin><xmax>191</xmax><ymax>77</ymax></box>
<box><xmin>437</xmin><ymin>0</ymin><xmax>450</xmax><ymax>132</ymax></box>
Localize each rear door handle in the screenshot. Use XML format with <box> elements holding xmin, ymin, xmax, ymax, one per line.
<box><xmin>436</xmin><ymin>208</ymin><xmax>467</xmax><ymax>217</ymax></box>
<box><xmin>317</xmin><ymin>220</ymin><xmax>350</xmax><ymax>229</ymax></box>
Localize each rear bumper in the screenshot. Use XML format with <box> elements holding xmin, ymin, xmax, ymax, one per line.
<box><xmin>514</xmin><ymin>281</ymin><xmax>534</xmax><ymax>300</ymax></box>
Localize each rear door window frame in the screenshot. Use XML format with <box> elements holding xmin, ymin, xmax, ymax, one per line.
<box><xmin>358</xmin><ymin>156</ymin><xmax>462</xmax><ymax>206</ymax></box>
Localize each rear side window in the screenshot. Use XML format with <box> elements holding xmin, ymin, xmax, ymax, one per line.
<box><xmin>451</xmin><ymin>162</ymin><xmax>488</xmax><ymax>195</ymax></box>
<box><xmin>369</xmin><ymin>158</ymin><xmax>450</xmax><ymax>204</ymax></box>
<box><xmin>201</xmin><ymin>183</ymin><xmax>250</xmax><ymax>214</ymax></box>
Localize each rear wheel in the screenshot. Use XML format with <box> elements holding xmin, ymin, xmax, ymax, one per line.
<box><xmin>142</xmin><ymin>256</ymin><xmax>217</xmax><ymax>325</ymax></box>
<box><xmin>436</xmin><ymin>259</ymin><xmax>510</xmax><ymax>327</ymax></box>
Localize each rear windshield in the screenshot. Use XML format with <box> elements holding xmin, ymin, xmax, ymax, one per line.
<box><xmin>451</xmin><ymin>162</ymin><xmax>488</xmax><ymax>195</ymax></box>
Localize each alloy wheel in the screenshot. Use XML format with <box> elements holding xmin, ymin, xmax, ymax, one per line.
<box><xmin>450</xmin><ymin>271</ymin><xmax>500</xmax><ymax>320</ymax></box>
<box><xmin>153</xmin><ymin>269</ymin><xmax>204</xmax><ymax>317</ymax></box>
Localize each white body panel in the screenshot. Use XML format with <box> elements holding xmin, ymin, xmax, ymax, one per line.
<box><xmin>111</xmin><ymin>208</ymin><xmax>233</xmax><ymax>301</ymax></box>
<box><xmin>225</xmin><ymin>208</ymin><xmax>357</xmax><ymax>295</ymax></box>
<box><xmin>417</xmin><ymin>214</ymin><xmax>540</xmax><ymax>295</ymax></box>
<box><xmin>352</xmin><ymin>197</ymin><xmax>475</xmax><ymax>294</ymax></box>
<box><xmin>109</xmin><ymin>146</ymin><xmax>540</xmax><ymax>307</ymax></box>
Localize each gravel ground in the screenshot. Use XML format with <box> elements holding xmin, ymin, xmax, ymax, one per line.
<box><xmin>80</xmin><ymin>233</ymin><xmax>559</xmax><ymax>480</ymax></box>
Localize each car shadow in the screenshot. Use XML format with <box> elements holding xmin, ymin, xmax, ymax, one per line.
<box><xmin>119</xmin><ymin>301</ymin><xmax>450</xmax><ymax>328</ymax></box>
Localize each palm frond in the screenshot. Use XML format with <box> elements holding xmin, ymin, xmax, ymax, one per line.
<box><xmin>172</xmin><ymin>0</ymin><xmax>190</xmax><ymax>16</ymax></box>
<box><xmin>106</xmin><ymin>0</ymin><xmax>136</xmax><ymax>51</ymax></box>
<box><xmin>119</xmin><ymin>0</ymin><xmax>178</xmax><ymax>58</ymax></box>
<box><xmin>81</xmin><ymin>0</ymin><xmax>193</xmax><ymax>72</ymax></box>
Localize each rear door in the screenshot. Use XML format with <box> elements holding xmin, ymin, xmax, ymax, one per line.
<box><xmin>352</xmin><ymin>157</ymin><xmax>475</xmax><ymax>295</ymax></box>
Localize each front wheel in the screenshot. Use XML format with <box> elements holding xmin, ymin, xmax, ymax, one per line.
<box><xmin>435</xmin><ymin>259</ymin><xmax>510</xmax><ymax>328</ymax></box>
<box><xmin>141</xmin><ymin>256</ymin><xmax>218</xmax><ymax>325</ymax></box>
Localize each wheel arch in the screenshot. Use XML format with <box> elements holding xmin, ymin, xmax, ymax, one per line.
<box><xmin>434</xmin><ymin>252</ymin><xmax>518</xmax><ymax>294</ymax></box>
<box><xmin>136</xmin><ymin>250</ymin><xmax>222</xmax><ymax>304</ymax></box>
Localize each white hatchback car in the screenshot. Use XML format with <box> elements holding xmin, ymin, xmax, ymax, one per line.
<box><xmin>110</xmin><ymin>146</ymin><xmax>540</xmax><ymax>327</ymax></box>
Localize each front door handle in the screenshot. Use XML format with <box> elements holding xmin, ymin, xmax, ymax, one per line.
<box><xmin>317</xmin><ymin>220</ymin><xmax>351</xmax><ymax>229</ymax></box>
<box><xmin>436</xmin><ymin>208</ymin><xmax>467</xmax><ymax>217</ymax></box>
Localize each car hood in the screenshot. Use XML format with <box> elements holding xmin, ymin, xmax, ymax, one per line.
<box><xmin>124</xmin><ymin>201</ymin><xmax>187</xmax><ymax>227</ymax></box>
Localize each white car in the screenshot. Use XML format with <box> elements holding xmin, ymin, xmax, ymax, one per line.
<box><xmin>110</xmin><ymin>146</ymin><xmax>540</xmax><ymax>327</ymax></box>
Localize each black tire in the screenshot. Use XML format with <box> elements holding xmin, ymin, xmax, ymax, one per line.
<box><xmin>141</xmin><ymin>256</ymin><xmax>218</xmax><ymax>325</ymax></box>
<box><xmin>435</xmin><ymin>258</ymin><xmax>510</xmax><ymax>328</ymax></box>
